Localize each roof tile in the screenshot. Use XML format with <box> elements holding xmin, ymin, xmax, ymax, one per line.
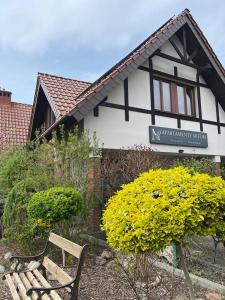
<box><xmin>0</xmin><ymin>102</ymin><xmax>32</xmax><ymax>151</ymax></box>
<box><xmin>38</xmin><ymin>73</ymin><xmax>91</xmax><ymax>117</ymax></box>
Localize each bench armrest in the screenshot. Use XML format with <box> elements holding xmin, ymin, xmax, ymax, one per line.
<box><xmin>10</xmin><ymin>253</ymin><xmax>44</xmax><ymax>262</ymax></box>
<box><xmin>10</xmin><ymin>239</ymin><xmax>49</xmax><ymax>263</ymax></box>
<box><xmin>26</xmin><ymin>280</ymin><xmax>74</xmax><ymax>296</ymax></box>
<box><xmin>10</xmin><ymin>240</ymin><xmax>49</xmax><ymax>272</ymax></box>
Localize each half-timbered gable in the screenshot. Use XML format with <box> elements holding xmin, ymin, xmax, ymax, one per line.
<box><xmin>83</xmin><ymin>12</ymin><xmax>225</xmax><ymax>158</ymax></box>
<box><xmin>29</xmin><ymin>9</ymin><xmax>225</xmax><ymax>163</ymax></box>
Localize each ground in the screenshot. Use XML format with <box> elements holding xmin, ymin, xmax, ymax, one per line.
<box><xmin>0</xmin><ymin>241</ymin><xmax>219</xmax><ymax>300</ymax></box>
<box><xmin>186</xmin><ymin>236</ymin><xmax>225</xmax><ymax>285</ymax></box>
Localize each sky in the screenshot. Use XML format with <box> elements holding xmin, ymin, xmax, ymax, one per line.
<box><xmin>0</xmin><ymin>0</ymin><xmax>224</xmax><ymax>105</ymax></box>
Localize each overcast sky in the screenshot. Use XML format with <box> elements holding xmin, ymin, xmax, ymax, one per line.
<box><xmin>0</xmin><ymin>0</ymin><xmax>224</xmax><ymax>104</ymax></box>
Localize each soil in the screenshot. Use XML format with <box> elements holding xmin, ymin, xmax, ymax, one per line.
<box><xmin>0</xmin><ymin>242</ymin><xmax>217</xmax><ymax>300</ymax></box>
<box><xmin>186</xmin><ymin>236</ymin><xmax>225</xmax><ymax>286</ymax></box>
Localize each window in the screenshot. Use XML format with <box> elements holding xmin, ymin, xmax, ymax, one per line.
<box><xmin>153</xmin><ymin>78</ymin><xmax>195</xmax><ymax>117</ymax></box>
<box><xmin>162</xmin><ymin>82</ymin><xmax>171</xmax><ymax>112</ymax></box>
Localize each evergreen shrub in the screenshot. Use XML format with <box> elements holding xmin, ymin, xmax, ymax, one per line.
<box><xmin>28</xmin><ymin>187</ymin><xmax>83</xmax><ymax>226</ymax></box>
<box><xmin>102</xmin><ymin>167</ymin><xmax>225</xmax><ymax>253</ymax></box>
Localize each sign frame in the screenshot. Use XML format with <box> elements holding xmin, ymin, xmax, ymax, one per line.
<box><xmin>149</xmin><ymin>126</ymin><xmax>208</xmax><ymax>148</ymax></box>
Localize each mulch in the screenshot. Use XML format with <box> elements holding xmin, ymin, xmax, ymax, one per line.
<box><xmin>0</xmin><ymin>243</ymin><xmax>219</xmax><ymax>300</ymax></box>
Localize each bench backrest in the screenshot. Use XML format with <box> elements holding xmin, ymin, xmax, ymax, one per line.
<box><xmin>49</xmin><ymin>233</ymin><xmax>83</xmax><ymax>259</ymax></box>
<box><xmin>44</xmin><ymin>233</ymin><xmax>87</xmax><ymax>286</ymax></box>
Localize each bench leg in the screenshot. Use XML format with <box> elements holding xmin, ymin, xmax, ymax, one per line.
<box><xmin>70</xmin><ymin>283</ymin><xmax>78</xmax><ymax>300</ymax></box>
<box><xmin>42</xmin><ymin>268</ymin><xmax>47</xmax><ymax>280</ymax></box>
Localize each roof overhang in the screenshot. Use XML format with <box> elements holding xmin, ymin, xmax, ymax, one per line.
<box><xmin>69</xmin><ymin>10</ymin><xmax>225</xmax><ymax>122</ymax></box>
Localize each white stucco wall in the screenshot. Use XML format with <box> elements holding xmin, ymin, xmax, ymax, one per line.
<box><xmin>128</xmin><ymin>69</ymin><xmax>150</xmax><ymax>109</ymax></box>
<box><xmin>84</xmin><ymin>38</ymin><xmax>225</xmax><ymax>157</ymax></box>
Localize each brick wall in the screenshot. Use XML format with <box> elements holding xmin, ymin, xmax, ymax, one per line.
<box><xmin>87</xmin><ymin>157</ymin><xmax>102</xmax><ymax>233</ymax></box>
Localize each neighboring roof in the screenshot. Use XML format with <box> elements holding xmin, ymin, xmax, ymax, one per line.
<box><xmin>38</xmin><ymin>73</ymin><xmax>91</xmax><ymax>117</ymax></box>
<box><xmin>0</xmin><ymin>102</ymin><xmax>32</xmax><ymax>151</ymax></box>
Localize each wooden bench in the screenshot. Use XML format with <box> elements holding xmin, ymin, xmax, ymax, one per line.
<box><xmin>3</xmin><ymin>232</ymin><xmax>88</xmax><ymax>300</ymax></box>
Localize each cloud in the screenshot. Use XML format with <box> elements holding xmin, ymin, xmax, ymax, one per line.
<box><xmin>0</xmin><ymin>0</ymin><xmax>180</xmax><ymax>54</ymax></box>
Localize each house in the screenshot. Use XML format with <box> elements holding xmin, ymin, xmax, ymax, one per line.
<box><xmin>29</xmin><ymin>8</ymin><xmax>225</xmax><ymax>180</ymax></box>
<box><xmin>0</xmin><ymin>88</ymin><xmax>32</xmax><ymax>151</ymax></box>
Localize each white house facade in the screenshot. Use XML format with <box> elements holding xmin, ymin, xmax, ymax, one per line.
<box><xmin>84</xmin><ymin>38</ymin><xmax>225</xmax><ymax>165</ymax></box>
<box><xmin>29</xmin><ymin>9</ymin><xmax>225</xmax><ymax>167</ymax></box>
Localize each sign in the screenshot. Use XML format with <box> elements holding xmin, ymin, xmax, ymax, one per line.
<box><xmin>149</xmin><ymin>126</ymin><xmax>208</xmax><ymax>148</ymax></box>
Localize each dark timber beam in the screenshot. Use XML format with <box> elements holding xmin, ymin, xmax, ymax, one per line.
<box><xmin>93</xmin><ymin>106</ymin><xmax>99</xmax><ymax>117</ymax></box>
<box><xmin>215</xmin><ymin>98</ymin><xmax>221</xmax><ymax>134</ymax></box>
<box><xmin>124</xmin><ymin>78</ymin><xmax>129</xmax><ymax>121</ymax></box>
<box><xmin>169</xmin><ymin>38</ymin><xmax>184</xmax><ymax>60</ymax></box>
<box><xmin>138</xmin><ymin>66</ymin><xmax>208</xmax><ymax>88</ymax></box>
<box><xmin>154</xmin><ymin>51</ymin><xmax>205</xmax><ymax>70</ymax></box>
<box><xmin>188</xmin><ymin>48</ymin><xmax>200</xmax><ymax>62</ymax></box>
<box><xmin>174</xmin><ymin>67</ymin><xmax>180</xmax><ymax>128</ymax></box>
<box><xmin>100</xmin><ymin>101</ymin><xmax>225</xmax><ymax>128</ymax></box>
<box><xmin>174</xmin><ymin>66</ymin><xmax>178</xmax><ymax>77</ymax></box>
<box><xmin>93</xmin><ymin>96</ymin><xmax>108</xmax><ymax>117</ymax></box>
<box><xmin>183</xmin><ymin>27</ymin><xmax>187</xmax><ymax>61</ymax></box>
<box><xmin>148</xmin><ymin>58</ymin><xmax>155</xmax><ymax>125</ymax></box>
<box><xmin>196</xmin><ymin>73</ymin><xmax>203</xmax><ymax>131</ymax></box>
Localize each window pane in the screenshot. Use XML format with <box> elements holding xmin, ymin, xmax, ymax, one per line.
<box><xmin>177</xmin><ymin>86</ymin><xmax>185</xmax><ymax>114</ymax></box>
<box><xmin>186</xmin><ymin>88</ymin><xmax>193</xmax><ymax>116</ymax></box>
<box><xmin>162</xmin><ymin>82</ymin><xmax>171</xmax><ymax>111</ymax></box>
<box><xmin>153</xmin><ymin>79</ymin><xmax>161</xmax><ymax>110</ymax></box>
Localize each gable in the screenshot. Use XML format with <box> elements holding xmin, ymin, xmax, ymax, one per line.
<box><xmin>70</xmin><ymin>9</ymin><xmax>225</xmax><ymax>122</ymax></box>
<box><xmin>29</xmin><ymin>9</ymin><xmax>225</xmax><ymax>145</ymax></box>
<box><xmin>29</xmin><ymin>73</ymin><xmax>91</xmax><ymax>139</ymax></box>
<box><xmin>29</xmin><ymin>85</ymin><xmax>57</xmax><ymax>140</ymax></box>
<box><xmin>83</xmin><ymin>28</ymin><xmax>225</xmax><ymax>155</ymax></box>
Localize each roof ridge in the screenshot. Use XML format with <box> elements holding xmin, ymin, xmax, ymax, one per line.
<box><xmin>72</xmin><ymin>15</ymin><xmax>176</xmax><ymax>102</ymax></box>
<box><xmin>70</xmin><ymin>9</ymin><xmax>189</xmax><ymax>106</ymax></box>
<box><xmin>183</xmin><ymin>10</ymin><xmax>225</xmax><ymax>75</ymax></box>
<box><xmin>11</xmin><ymin>102</ymin><xmax>32</xmax><ymax>107</ymax></box>
<box><xmin>70</xmin><ymin>8</ymin><xmax>224</xmax><ymax>113</ymax></box>
<box><xmin>38</xmin><ymin>72</ymin><xmax>91</xmax><ymax>85</ymax></box>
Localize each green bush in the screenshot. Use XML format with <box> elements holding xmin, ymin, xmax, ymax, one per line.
<box><xmin>3</xmin><ymin>178</ymin><xmax>38</xmax><ymax>227</ymax></box>
<box><xmin>0</xmin><ymin>148</ymin><xmax>31</xmax><ymax>202</ymax></box>
<box><xmin>28</xmin><ymin>187</ymin><xmax>83</xmax><ymax>226</ymax></box>
<box><xmin>173</xmin><ymin>157</ymin><xmax>216</xmax><ymax>176</ymax></box>
<box><xmin>0</xmin><ymin>127</ymin><xmax>99</xmax><ymax>252</ymax></box>
<box><xmin>2</xmin><ymin>178</ymin><xmax>48</xmax><ymax>253</ymax></box>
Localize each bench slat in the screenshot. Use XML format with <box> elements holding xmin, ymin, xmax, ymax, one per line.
<box><xmin>13</xmin><ymin>273</ymin><xmax>32</xmax><ymax>300</ymax></box>
<box><xmin>5</xmin><ymin>274</ymin><xmax>21</xmax><ymax>300</ymax></box>
<box><xmin>42</xmin><ymin>256</ymin><xmax>72</xmax><ymax>285</ymax></box>
<box><xmin>33</xmin><ymin>270</ymin><xmax>62</xmax><ymax>300</ymax></box>
<box><xmin>26</xmin><ymin>272</ymin><xmax>51</xmax><ymax>300</ymax></box>
<box><xmin>49</xmin><ymin>233</ymin><xmax>82</xmax><ymax>258</ymax></box>
<box><xmin>19</xmin><ymin>273</ymin><xmax>38</xmax><ymax>300</ymax></box>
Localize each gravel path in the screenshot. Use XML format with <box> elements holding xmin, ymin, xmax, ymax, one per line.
<box><xmin>0</xmin><ymin>243</ymin><xmax>219</xmax><ymax>300</ymax></box>
<box><xmin>0</xmin><ymin>244</ymin><xmax>13</xmax><ymax>300</ymax></box>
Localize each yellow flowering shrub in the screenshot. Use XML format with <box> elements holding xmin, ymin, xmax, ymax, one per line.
<box><xmin>102</xmin><ymin>167</ymin><xmax>225</xmax><ymax>253</ymax></box>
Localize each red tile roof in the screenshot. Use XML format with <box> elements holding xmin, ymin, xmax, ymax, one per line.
<box><xmin>38</xmin><ymin>73</ymin><xmax>91</xmax><ymax>117</ymax></box>
<box><xmin>0</xmin><ymin>102</ymin><xmax>32</xmax><ymax>151</ymax></box>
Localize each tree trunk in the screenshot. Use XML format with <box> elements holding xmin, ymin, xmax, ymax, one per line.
<box><xmin>177</xmin><ymin>244</ymin><xmax>195</xmax><ymax>300</ymax></box>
